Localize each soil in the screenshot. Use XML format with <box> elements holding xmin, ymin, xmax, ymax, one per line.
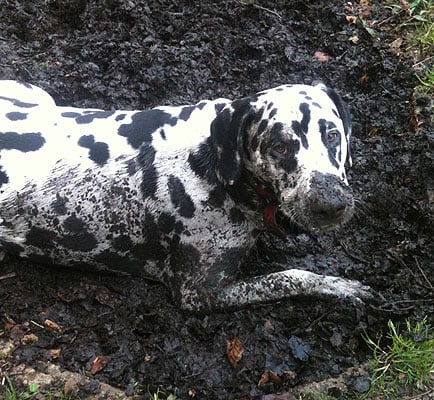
<box><xmin>0</xmin><ymin>1</ymin><xmax>433</xmax><ymax>399</ymax></box>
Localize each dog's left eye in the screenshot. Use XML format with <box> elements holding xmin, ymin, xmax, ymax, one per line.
<box><xmin>326</xmin><ymin>130</ymin><xmax>338</xmax><ymax>143</ymax></box>
<box><xmin>273</xmin><ymin>144</ymin><xmax>287</xmax><ymax>154</ymax></box>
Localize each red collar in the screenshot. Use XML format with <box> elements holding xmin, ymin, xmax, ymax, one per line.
<box><xmin>253</xmin><ymin>186</ymin><xmax>286</xmax><ymax>239</ymax></box>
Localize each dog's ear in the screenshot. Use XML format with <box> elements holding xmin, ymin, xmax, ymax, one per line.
<box><xmin>210</xmin><ymin>98</ymin><xmax>255</xmax><ymax>185</ymax></box>
<box><xmin>315</xmin><ymin>82</ymin><xmax>352</xmax><ymax>166</ymax></box>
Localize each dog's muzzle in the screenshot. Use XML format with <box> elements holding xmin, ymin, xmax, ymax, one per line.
<box><xmin>281</xmin><ymin>172</ymin><xmax>354</xmax><ymax>233</ymax></box>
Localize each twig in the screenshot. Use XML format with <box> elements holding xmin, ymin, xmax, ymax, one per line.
<box><xmin>238</xmin><ymin>1</ymin><xmax>282</xmax><ymax>20</ymax></box>
<box><xmin>0</xmin><ymin>272</ymin><xmax>16</xmax><ymax>281</ymax></box>
<box><xmin>414</xmin><ymin>256</ymin><xmax>433</xmax><ymax>289</ymax></box>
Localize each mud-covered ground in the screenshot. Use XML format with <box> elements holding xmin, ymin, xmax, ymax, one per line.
<box><xmin>0</xmin><ymin>1</ymin><xmax>433</xmax><ymax>399</ymax></box>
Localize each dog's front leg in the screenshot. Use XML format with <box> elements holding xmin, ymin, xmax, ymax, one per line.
<box><xmin>179</xmin><ymin>269</ymin><xmax>373</xmax><ymax>312</ymax></box>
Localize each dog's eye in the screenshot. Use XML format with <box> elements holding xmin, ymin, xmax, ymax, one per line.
<box><xmin>326</xmin><ymin>130</ymin><xmax>338</xmax><ymax>143</ymax></box>
<box><xmin>273</xmin><ymin>143</ymin><xmax>287</xmax><ymax>154</ymax></box>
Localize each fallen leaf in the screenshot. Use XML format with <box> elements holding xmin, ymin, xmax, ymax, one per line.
<box><xmin>91</xmin><ymin>355</ymin><xmax>108</xmax><ymax>375</ymax></box>
<box><xmin>360</xmin><ymin>74</ymin><xmax>369</xmax><ymax>83</ymax></box>
<box><xmin>348</xmin><ymin>35</ymin><xmax>359</xmax><ymax>44</ymax></box>
<box><xmin>409</xmin><ymin>113</ymin><xmax>419</xmax><ymax>133</ymax></box>
<box><xmin>226</xmin><ymin>338</ymin><xmax>244</xmax><ymax>368</ymax></box>
<box><xmin>313</xmin><ymin>51</ymin><xmax>331</xmax><ymax>63</ymax></box>
<box><xmin>50</xmin><ymin>348</ymin><xmax>62</xmax><ymax>358</ymax></box>
<box><xmin>63</xmin><ymin>377</ymin><xmax>77</xmax><ymax>396</ymax></box>
<box><xmin>368</xmin><ymin>126</ymin><xmax>379</xmax><ymax>137</ymax></box>
<box><xmin>44</xmin><ymin>319</ymin><xmax>62</xmax><ymax>333</ymax></box>
<box><xmin>258</xmin><ymin>370</ymin><xmax>282</xmax><ymax>386</ymax></box>
<box><xmin>346</xmin><ymin>15</ymin><xmax>357</xmax><ymax>24</ymax></box>
<box><xmin>21</xmin><ymin>333</ymin><xmax>38</xmax><ymax>345</ymax></box>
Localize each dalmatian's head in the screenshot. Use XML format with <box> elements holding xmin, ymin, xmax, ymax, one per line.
<box><xmin>210</xmin><ymin>82</ymin><xmax>354</xmax><ymax>232</ymax></box>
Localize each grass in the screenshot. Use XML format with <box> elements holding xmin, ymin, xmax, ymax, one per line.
<box><xmin>362</xmin><ymin>318</ymin><xmax>434</xmax><ymax>399</ymax></box>
<box><xmin>384</xmin><ymin>0</ymin><xmax>433</xmax><ymax>94</ymax></box>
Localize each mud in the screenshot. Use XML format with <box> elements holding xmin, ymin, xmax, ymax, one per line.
<box><xmin>0</xmin><ymin>1</ymin><xmax>433</xmax><ymax>399</ymax></box>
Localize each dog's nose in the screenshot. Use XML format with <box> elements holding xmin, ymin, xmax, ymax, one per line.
<box><xmin>308</xmin><ymin>172</ymin><xmax>353</xmax><ymax>225</ymax></box>
<box><xmin>310</xmin><ymin>196</ymin><xmax>347</xmax><ymax>221</ymax></box>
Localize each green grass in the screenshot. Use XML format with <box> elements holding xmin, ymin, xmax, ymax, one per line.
<box><xmin>1</xmin><ymin>379</ymin><xmax>39</xmax><ymax>400</ymax></box>
<box><xmin>362</xmin><ymin>318</ymin><xmax>434</xmax><ymax>399</ymax></box>
<box><xmin>384</xmin><ymin>0</ymin><xmax>433</xmax><ymax>94</ymax></box>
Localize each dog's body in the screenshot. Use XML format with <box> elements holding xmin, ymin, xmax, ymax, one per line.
<box><xmin>0</xmin><ymin>80</ymin><xmax>371</xmax><ymax>311</ymax></box>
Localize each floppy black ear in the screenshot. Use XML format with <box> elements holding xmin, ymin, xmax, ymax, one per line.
<box><xmin>323</xmin><ymin>86</ymin><xmax>353</xmax><ymax>166</ymax></box>
<box><xmin>210</xmin><ymin>98</ymin><xmax>255</xmax><ymax>185</ymax></box>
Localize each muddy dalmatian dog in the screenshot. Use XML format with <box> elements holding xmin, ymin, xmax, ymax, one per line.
<box><xmin>0</xmin><ymin>80</ymin><xmax>372</xmax><ymax>312</ymax></box>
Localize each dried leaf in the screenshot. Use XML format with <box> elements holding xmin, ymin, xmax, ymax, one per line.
<box><xmin>50</xmin><ymin>348</ymin><xmax>62</xmax><ymax>358</ymax></box>
<box><xmin>91</xmin><ymin>355</ymin><xmax>108</xmax><ymax>375</ymax></box>
<box><xmin>409</xmin><ymin>113</ymin><xmax>419</xmax><ymax>133</ymax></box>
<box><xmin>63</xmin><ymin>377</ymin><xmax>77</xmax><ymax>396</ymax></box>
<box><xmin>21</xmin><ymin>333</ymin><xmax>38</xmax><ymax>345</ymax></box>
<box><xmin>313</xmin><ymin>51</ymin><xmax>331</xmax><ymax>63</ymax></box>
<box><xmin>44</xmin><ymin>319</ymin><xmax>62</xmax><ymax>333</ymax></box>
<box><xmin>349</xmin><ymin>35</ymin><xmax>359</xmax><ymax>44</ymax></box>
<box><xmin>346</xmin><ymin>15</ymin><xmax>357</xmax><ymax>24</ymax></box>
<box><xmin>360</xmin><ymin>74</ymin><xmax>369</xmax><ymax>83</ymax></box>
<box><xmin>368</xmin><ymin>126</ymin><xmax>379</xmax><ymax>137</ymax></box>
<box><xmin>258</xmin><ymin>370</ymin><xmax>282</xmax><ymax>386</ymax></box>
<box><xmin>226</xmin><ymin>338</ymin><xmax>244</xmax><ymax>368</ymax></box>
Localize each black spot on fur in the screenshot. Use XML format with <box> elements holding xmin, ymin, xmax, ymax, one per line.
<box><xmin>168</xmin><ymin>175</ymin><xmax>195</xmax><ymax>218</ymax></box>
<box><xmin>131</xmin><ymin>212</ymin><xmax>167</xmax><ymax>261</ymax></box>
<box><xmin>229</xmin><ymin>207</ymin><xmax>245</xmax><ymax>224</ymax></box>
<box><xmin>95</xmin><ymin>250</ymin><xmax>141</xmax><ymax>273</ymax></box>
<box><xmin>269</xmin><ymin>108</ymin><xmax>277</xmax><ymax>118</ymax></box>
<box><xmin>179</xmin><ymin>106</ymin><xmax>196</xmax><ymax>121</ymax></box>
<box><xmin>118</xmin><ymin>110</ymin><xmax>177</xmax><ymax>149</ymax></box>
<box><xmin>215</xmin><ymin>103</ymin><xmax>226</xmax><ymax>113</ymax></box>
<box><xmin>160</xmin><ymin>129</ymin><xmax>166</xmax><ymax>140</ymax></box>
<box><xmin>197</xmin><ymin>101</ymin><xmax>207</xmax><ymax>110</ymax></box>
<box><xmin>253</xmin><ymin>107</ymin><xmax>265</xmax><ymax>124</ymax></box>
<box><xmin>0</xmin><ymin>168</ymin><xmax>9</xmax><ymax>187</ymax></box>
<box><xmin>74</xmin><ymin>110</ymin><xmax>115</xmax><ymax>124</ymax></box>
<box><xmin>60</xmin><ymin>232</ymin><xmax>98</xmax><ymax>251</ymax></box>
<box><xmin>137</xmin><ymin>143</ymin><xmax>158</xmax><ymax>198</ymax></box>
<box><xmin>125</xmin><ymin>159</ymin><xmax>136</xmax><ymax>176</ymax></box>
<box><xmin>257</xmin><ymin>119</ymin><xmax>268</xmax><ymax>136</ymax></box>
<box><xmin>77</xmin><ymin>135</ymin><xmax>110</xmax><ymax>166</ymax></box>
<box><xmin>115</xmin><ymin>113</ymin><xmax>126</xmax><ymax>121</ymax></box>
<box><xmin>51</xmin><ymin>193</ymin><xmax>68</xmax><ymax>215</ymax></box>
<box><xmin>312</xmin><ymin>102</ymin><xmax>322</xmax><ymax>109</ymax></box>
<box><xmin>207</xmin><ymin>185</ymin><xmax>227</xmax><ymax>208</ymax></box>
<box><xmin>158</xmin><ymin>212</ymin><xmax>176</xmax><ymax>234</ymax></box>
<box><xmin>291</xmin><ymin>103</ymin><xmax>310</xmax><ymax>149</ymax></box>
<box><xmin>305</xmin><ymin>96</ymin><xmax>312</xmax><ymax>101</ymax></box>
<box><xmin>0</xmin><ymin>95</ymin><xmax>37</xmax><ymax>108</ymax></box>
<box><xmin>61</xmin><ymin>112</ymin><xmax>81</xmax><ymax>118</ymax></box>
<box><xmin>299</xmin><ymin>91</ymin><xmax>307</xmax><ymax>95</ymax></box>
<box><xmin>188</xmin><ymin>139</ymin><xmax>219</xmax><ymax>185</ymax></box>
<box><xmin>26</xmin><ymin>226</ymin><xmax>58</xmax><ymax>249</ymax></box>
<box><xmin>0</xmin><ymin>132</ymin><xmax>45</xmax><ymax>152</ymax></box>
<box><xmin>63</xmin><ymin>215</ymin><xmax>85</xmax><ymax>233</ymax></box>
<box><xmin>113</xmin><ymin>235</ymin><xmax>133</xmax><ymax>251</ymax></box>
<box><xmin>6</xmin><ymin>112</ymin><xmax>27</xmax><ymax>121</ymax></box>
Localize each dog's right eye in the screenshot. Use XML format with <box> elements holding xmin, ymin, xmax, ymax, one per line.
<box><xmin>273</xmin><ymin>144</ymin><xmax>287</xmax><ymax>155</ymax></box>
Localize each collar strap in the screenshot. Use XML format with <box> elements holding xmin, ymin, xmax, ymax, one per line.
<box><xmin>253</xmin><ymin>185</ymin><xmax>286</xmax><ymax>239</ymax></box>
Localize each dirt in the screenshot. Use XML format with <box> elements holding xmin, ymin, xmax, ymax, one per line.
<box><xmin>0</xmin><ymin>0</ymin><xmax>433</xmax><ymax>399</ymax></box>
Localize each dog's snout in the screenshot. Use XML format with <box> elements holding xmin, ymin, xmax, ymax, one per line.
<box><xmin>305</xmin><ymin>172</ymin><xmax>354</xmax><ymax>229</ymax></box>
<box><xmin>309</xmin><ymin>194</ymin><xmax>348</xmax><ymax>220</ymax></box>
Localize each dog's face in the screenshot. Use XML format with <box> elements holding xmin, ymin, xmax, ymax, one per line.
<box><xmin>210</xmin><ymin>83</ymin><xmax>354</xmax><ymax>232</ymax></box>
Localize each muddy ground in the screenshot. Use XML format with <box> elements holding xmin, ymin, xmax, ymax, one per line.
<box><xmin>0</xmin><ymin>1</ymin><xmax>433</xmax><ymax>399</ymax></box>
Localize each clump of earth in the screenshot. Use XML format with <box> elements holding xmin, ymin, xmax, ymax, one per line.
<box><xmin>0</xmin><ymin>1</ymin><xmax>432</xmax><ymax>399</ymax></box>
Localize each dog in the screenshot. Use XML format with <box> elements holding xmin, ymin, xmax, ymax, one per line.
<box><xmin>0</xmin><ymin>80</ymin><xmax>371</xmax><ymax>312</ymax></box>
